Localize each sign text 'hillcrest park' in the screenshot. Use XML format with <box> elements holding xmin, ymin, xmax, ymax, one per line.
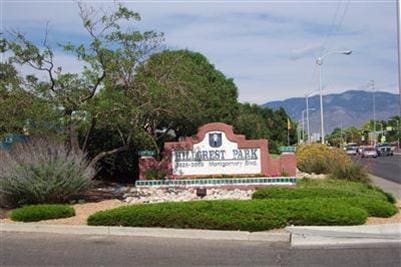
<box><xmin>139</xmin><ymin>122</ymin><xmax>296</xmax><ymax>179</ymax></box>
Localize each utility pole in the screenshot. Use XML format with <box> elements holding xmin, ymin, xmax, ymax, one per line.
<box><xmin>397</xmin><ymin>0</ymin><xmax>401</xmax><ymax>117</ymax></box>
<box><xmin>305</xmin><ymin>94</ymin><xmax>309</xmax><ymax>143</ymax></box>
<box><xmin>369</xmin><ymin>80</ymin><xmax>376</xmax><ymax>145</ymax></box>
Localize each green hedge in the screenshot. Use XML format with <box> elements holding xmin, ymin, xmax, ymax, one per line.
<box><xmin>87</xmin><ymin>199</ymin><xmax>368</xmax><ymax>231</ymax></box>
<box><xmin>252</xmin><ymin>185</ymin><xmax>397</xmax><ymax>218</ymax></box>
<box><xmin>342</xmin><ymin>197</ymin><xmax>398</xmax><ymax>218</ymax></box>
<box><xmin>255</xmin><ymin>179</ymin><xmax>391</xmax><ymax>202</ymax></box>
<box><xmin>252</xmin><ymin>187</ymin><xmax>360</xmax><ymax>200</ymax></box>
<box><xmin>11</xmin><ymin>204</ymin><xmax>75</xmax><ymax>222</ymax></box>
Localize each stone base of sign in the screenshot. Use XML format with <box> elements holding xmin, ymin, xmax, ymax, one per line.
<box><xmin>139</xmin><ymin>122</ymin><xmax>296</xmax><ymax>179</ymax></box>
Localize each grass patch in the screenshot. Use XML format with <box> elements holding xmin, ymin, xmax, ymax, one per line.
<box><xmin>87</xmin><ymin>199</ymin><xmax>368</xmax><ymax>231</ymax></box>
<box><xmin>10</xmin><ymin>204</ymin><xmax>75</xmax><ymax>222</ymax></box>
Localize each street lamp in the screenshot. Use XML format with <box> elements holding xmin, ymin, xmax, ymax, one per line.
<box><xmin>368</xmin><ymin>80</ymin><xmax>377</xmax><ymax>145</ymax></box>
<box><xmin>305</xmin><ymin>89</ymin><xmax>319</xmax><ymax>143</ymax></box>
<box><xmin>301</xmin><ymin>108</ymin><xmax>316</xmax><ymax>143</ymax></box>
<box><xmin>316</xmin><ymin>50</ymin><xmax>352</xmax><ymax>144</ymax></box>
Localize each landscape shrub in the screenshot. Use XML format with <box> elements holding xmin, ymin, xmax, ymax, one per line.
<box><xmin>284</xmin><ymin>199</ymin><xmax>368</xmax><ymax>226</ymax></box>
<box><xmin>0</xmin><ymin>138</ymin><xmax>95</xmax><ymax>208</ymax></box>
<box><xmin>367</xmin><ymin>185</ymin><xmax>397</xmax><ymax>204</ymax></box>
<box><xmin>341</xmin><ymin>197</ymin><xmax>398</xmax><ymax>218</ymax></box>
<box><xmin>87</xmin><ymin>199</ymin><xmax>368</xmax><ymax>231</ymax></box>
<box><xmin>252</xmin><ymin>184</ymin><xmax>397</xmax><ymax>218</ymax></box>
<box><xmin>297</xmin><ymin>178</ymin><xmax>381</xmax><ymax>197</ymax></box>
<box><xmin>329</xmin><ymin>162</ymin><xmax>369</xmax><ymax>183</ymax></box>
<box><xmin>252</xmin><ymin>187</ymin><xmax>359</xmax><ymax>200</ymax></box>
<box><xmin>10</xmin><ymin>204</ymin><xmax>75</xmax><ymax>222</ymax></box>
<box><xmin>253</xmin><ymin>179</ymin><xmax>389</xmax><ymax>203</ymax></box>
<box><xmin>296</xmin><ymin>144</ymin><xmax>350</xmax><ymax>174</ymax></box>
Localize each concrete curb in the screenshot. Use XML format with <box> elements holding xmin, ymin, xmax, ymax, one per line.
<box><xmin>286</xmin><ymin>224</ymin><xmax>401</xmax><ymax>247</ymax></box>
<box><xmin>0</xmin><ymin>223</ymin><xmax>290</xmax><ymax>243</ymax></box>
<box><xmin>286</xmin><ymin>223</ymin><xmax>401</xmax><ymax>240</ymax></box>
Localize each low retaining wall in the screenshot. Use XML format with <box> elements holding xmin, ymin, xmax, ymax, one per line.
<box><xmin>135</xmin><ymin>177</ymin><xmax>297</xmax><ymax>187</ymax></box>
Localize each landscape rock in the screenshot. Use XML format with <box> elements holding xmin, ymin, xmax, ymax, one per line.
<box><xmin>122</xmin><ymin>187</ymin><xmax>255</xmax><ymax>204</ymax></box>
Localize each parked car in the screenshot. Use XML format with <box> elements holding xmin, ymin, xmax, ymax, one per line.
<box><xmin>377</xmin><ymin>145</ymin><xmax>393</xmax><ymax>157</ymax></box>
<box><xmin>345</xmin><ymin>145</ymin><xmax>359</xmax><ymax>156</ymax></box>
<box><xmin>361</xmin><ymin>147</ymin><xmax>378</xmax><ymax>158</ymax></box>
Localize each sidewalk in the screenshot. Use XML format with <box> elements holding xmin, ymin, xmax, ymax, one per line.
<box><xmin>369</xmin><ymin>174</ymin><xmax>401</xmax><ymax>199</ymax></box>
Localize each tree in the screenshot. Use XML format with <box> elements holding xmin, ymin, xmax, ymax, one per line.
<box><xmin>4</xmin><ymin>3</ymin><xmax>163</xmax><ymax>167</ymax></box>
<box><xmin>0</xmin><ymin>62</ymin><xmax>59</xmax><ymax>138</ymax></box>
<box><xmin>327</xmin><ymin>127</ymin><xmax>344</xmax><ymax>147</ymax></box>
<box><xmin>233</xmin><ymin>104</ymin><xmax>297</xmax><ymax>153</ymax></box>
<box><xmin>131</xmin><ymin>49</ymin><xmax>239</xmax><ymax>154</ymax></box>
<box><xmin>344</xmin><ymin>127</ymin><xmax>362</xmax><ymax>144</ymax></box>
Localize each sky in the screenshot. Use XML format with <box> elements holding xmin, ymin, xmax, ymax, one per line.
<box><xmin>1</xmin><ymin>0</ymin><xmax>399</xmax><ymax>104</ymax></box>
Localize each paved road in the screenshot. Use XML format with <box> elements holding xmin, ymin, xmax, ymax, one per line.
<box><xmin>1</xmin><ymin>232</ymin><xmax>400</xmax><ymax>267</ymax></box>
<box><xmin>356</xmin><ymin>155</ymin><xmax>401</xmax><ymax>184</ymax></box>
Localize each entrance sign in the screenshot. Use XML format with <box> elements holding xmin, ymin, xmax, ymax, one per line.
<box><xmin>138</xmin><ymin>122</ymin><xmax>297</xmax><ymax>179</ymax></box>
<box><xmin>164</xmin><ymin>122</ymin><xmax>269</xmax><ymax>177</ymax></box>
<box><xmin>172</xmin><ymin>131</ymin><xmax>262</xmax><ymax>176</ymax></box>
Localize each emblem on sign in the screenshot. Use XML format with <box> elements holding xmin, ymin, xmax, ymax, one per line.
<box><xmin>209</xmin><ymin>133</ymin><xmax>222</xmax><ymax>148</ymax></box>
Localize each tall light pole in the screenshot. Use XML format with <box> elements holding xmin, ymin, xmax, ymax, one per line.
<box><xmin>369</xmin><ymin>80</ymin><xmax>377</xmax><ymax>145</ymax></box>
<box><xmin>302</xmin><ymin>108</ymin><xmax>316</xmax><ymax>143</ymax></box>
<box><xmin>397</xmin><ymin>0</ymin><xmax>401</xmax><ymax>117</ymax></box>
<box><xmin>316</xmin><ymin>50</ymin><xmax>352</xmax><ymax>144</ymax></box>
<box><xmin>305</xmin><ymin>89</ymin><xmax>319</xmax><ymax>143</ymax></box>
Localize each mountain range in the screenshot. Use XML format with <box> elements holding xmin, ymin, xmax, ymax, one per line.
<box><xmin>263</xmin><ymin>90</ymin><xmax>400</xmax><ymax>135</ymax></box>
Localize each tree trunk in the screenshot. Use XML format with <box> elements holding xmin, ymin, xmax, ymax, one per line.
<box><xmin>88</xmin><ymin>145</ymin><xmax>129</xmax><ymax>170</ymax></box>
<box><xmin>69</xmin><ymin>123</ymin><xmax>81</xmax><ymax>152</ymax></box>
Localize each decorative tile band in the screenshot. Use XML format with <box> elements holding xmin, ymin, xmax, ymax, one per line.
<box><xmin>135</xmin><ymin>177</ymin><xmax>296</xmax><ymax>187</ymax></box>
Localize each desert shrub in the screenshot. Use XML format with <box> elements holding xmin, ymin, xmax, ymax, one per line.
<box><xmin>10</xmin><ymin>204</ymin><xmax>75</xmax><ymax>222</ymax></box>
<box><xmin>329</xmin><ymin>162</ymin><xmax>369</xmax><ymax>183</ymax></box>
<box><xmin>296</xmin><ymin>144</ymin><xmax>350</xmax><ymax>174</ymax></box>
<box><xmin>88</xmin><ymin>198</ymin><xmax>368</xmax><ymax>231</ymax></box>
<box><xmin>0</xmin><ymin>138</ymin><xmax>95</xmax><ymax>208</ymax></box>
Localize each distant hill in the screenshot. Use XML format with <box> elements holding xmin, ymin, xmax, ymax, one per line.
<box><xmin>263</xmin><ymin>90</ymin><xmax>400</xmax><ymax>134</ymax></box>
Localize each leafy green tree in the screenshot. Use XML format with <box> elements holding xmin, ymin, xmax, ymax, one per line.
<box><xmin>131</xmin><ymin>49</ymin><xmax>239</xmax><ymax>154</ymax></box>
<box><xmin>4</xmin><ymin>3</ymin><xmax>163</xmax><ymax>167</ymax></box>
<box><xmin>327</xmin><ymin>127</ymin><xmax>344</xmax><ymax>147</ymax></box>
<box><xmin>385</xmin><ymin>116</ymin><xmax>401</xmax><ymax>143</ymax></box>
<box><xmin>344</xmin><ymin>127</ymin><xmax>362</xmax><ymax>144</ymax></box>
<box><xmin>0</xmin><ymin>62</ymin><xmax>59</xmax><ymax>138</ymax></box>
<box><xmin>233</xmin><ymin>104</ymin><xmax>296</xmax><ymax>153</ymax></box>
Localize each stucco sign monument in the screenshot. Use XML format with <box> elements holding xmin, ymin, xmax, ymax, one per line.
<box><xmin>139</xmin><ymin>122</ymin><xmax>296</xmax><ymax>179</ymax></box>
<box><xmin>171</xmin><ymin>129</ymin><xmax>264</xmax><ymax>176</ymax></box>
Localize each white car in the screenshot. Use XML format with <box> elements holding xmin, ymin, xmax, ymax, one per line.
<box><xmin>346</xmin><ymin>146</ymin><xmax>358</xmax><ymax>156</ymax></box>
<box><xmin>361</xmin><ymin>147</ymin><xmax>378</xmax><ymax>158</ymax></box>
